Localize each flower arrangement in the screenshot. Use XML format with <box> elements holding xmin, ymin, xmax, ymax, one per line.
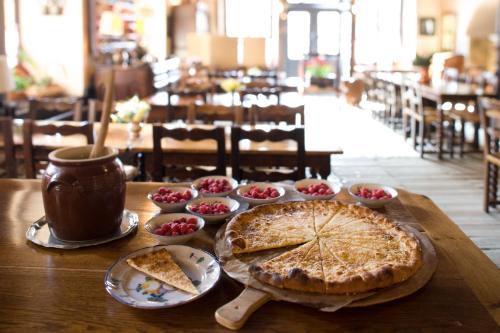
<box><xmin>305</xmin><ymin>56</ymin><xmax>332</xmax><ymax>79</ymax></box>
<box><xmin>111</xmin><ymin>95</ymin><xmax>150</xmax><ymax>124</ymax></box>
<box><xmin>220</xmin><ymin>78</ymin><xmax>242</xmax><ymax>93</ymax></box>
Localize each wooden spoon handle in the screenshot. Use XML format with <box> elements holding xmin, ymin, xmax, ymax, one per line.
<box><xmin>215</xmin><ymin>287</ymin><xmax>271</xmax><ymax>330</ymax></box>
<box><xmin>90</xmin><ymin>69</ymin><xmax>114</xmax><ymax>158</ymax></box>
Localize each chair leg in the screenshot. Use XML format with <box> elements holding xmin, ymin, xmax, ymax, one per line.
<box><xmin>484</xmin><ymin>161</ymin><xmax>490</xmax><ymax>213</ymax></box>
<box><xmin>473</xmin><ymin>122</ymin><xmax>480</xmax><ymax>150</ymax></box>
<box><xmin>449</xmin><ymin>120</ymin><xmax>455</xmax><ymax>158</ymax></box>
<box><xmin>402</xmin><ymin>114</ymin><xmax>408</xmax><ymax>139</ymax></box>
<box><xmin>459</xmin><ymin>120</ymin><xmax>465</xmax><ymax>157</ymax></box>
<box><xmin>419</xmin><ymin>120</ymin><xmax>425</xmax><ymax>158</ymax></box>
<box><xmin>411</xmin><ymin>118</ymin><xmax>417</xmax><ymax>150</ymax></box>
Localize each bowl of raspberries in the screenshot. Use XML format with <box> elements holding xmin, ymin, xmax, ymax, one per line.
<box><xmin>348</xmin><ymin>183</ymin><xmax>398</xmax><ymax>208</ymax></box>
<box><xmin>148</xmin><ymin>186</ymin><xmax>198</xmax><ymax>212</ymax></box>
<box><xmin>192</xmin><ymin>176</ymin><xmax>238</xmax><ymax>197</ymax></box>
<box><xmin>236</xmin><ymin>183</ymin><xmax>285</xmax><ymax>206</ymax></box>
<box><xmin>144</xmin><ymin>213</ymin><xmax>205</xmax><ymax>245</ymax></box>
<box><xmin>294</xmin><ymin>179</ymin><xmax>340</xmax><ymax>200</ymax></box>
<box><xmin>186</xmin><ymin>197</ymin><xmax>240</xmax><ymax>223</ymax></box>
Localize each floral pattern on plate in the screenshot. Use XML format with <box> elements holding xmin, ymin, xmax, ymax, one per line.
<box><xmin>104</xmin><ymin>244</ymin><xmax>221</xmax><ymax>309</ymax></box>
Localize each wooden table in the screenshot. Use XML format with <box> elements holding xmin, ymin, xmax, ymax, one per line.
<box><xmin>10</xmin><ymin>121</ymin><xmax>341</xmax><ymax>179</ymax></box>
<box><xmin>2</xmin><ymin>179</ymin><xmax>500</xmax><ymax>331</ymax></box>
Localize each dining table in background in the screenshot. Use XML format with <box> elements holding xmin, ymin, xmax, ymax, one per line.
<box><xmin>1</xmin><ymin>179</ymin><xmax>500</xmax><ymax>331</ymax></box>
<box><xmin>9</xmin><ymin>120</ymin><xmax>342</xmax><ymax>179</ymax></box>
<box><xmin>369</xmin><ymin>71</ymin><xmax>496</xmax><ymax>159</ymax></box>
<box><xmin>418</xmin><ymin>81</ymin><xmax>496</xmax><ymax>159</ymax></box>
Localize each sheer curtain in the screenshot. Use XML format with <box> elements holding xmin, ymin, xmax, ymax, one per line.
<box><xmin>354</xmin><ymin>0</ymin><xmax>416</xmax><ymax>67</ymax></box>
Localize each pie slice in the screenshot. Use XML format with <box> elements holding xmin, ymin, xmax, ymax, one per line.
<box><xmin>226</xmin><ymin>201</ymin><xmax>315</xmax><ymax>254</ymax></box>
<box><xmin>318</xmin><ymin>239</ymin><xmax>350</xmax><ymax>294</ymax></box>
<box><xmin>283</xmin><ymin>238</ymin><xmax>326</xmax><ymax>293</ymax></box>
<box><xmin>313</xmin><ymin>200</ymin><xmax>343</xmax><ymax>233</ymax></box>
<box><xmin>127</xmin><ymin>249</ymin><xmax>199</xmax><ymax>294</ymax></box>
<box><xmin>249</xmin><ymin>240</ymin><xmax>316</xmax><ymax>289</ymax></box>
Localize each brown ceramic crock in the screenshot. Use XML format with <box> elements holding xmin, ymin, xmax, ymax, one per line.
<box><xmin>42</xmin><ymin>145</ymin><xmax>126</xmax><ymax>241</ymax></box>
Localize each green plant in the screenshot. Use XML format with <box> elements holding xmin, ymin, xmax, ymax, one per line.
<box><xmin>413</xmin><ymin>55</ymin><xmax>432</xmax><ymax>67</ymax></box>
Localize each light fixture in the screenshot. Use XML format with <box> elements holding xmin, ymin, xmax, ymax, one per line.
<box><xmin>169</xmin><ymin>0</ymin><xmax>183</xmax><ymax>6</ymax></box>
<box><xmin>40</xmin><ymin>0</ymin><xmax>65</xmax><ymax>15</ymax></box>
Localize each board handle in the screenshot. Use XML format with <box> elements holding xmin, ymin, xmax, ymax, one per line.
<box><xmin>215</xmin><ymin>287</ymin><xmax>271</xmax><ymax>330</ymax></box>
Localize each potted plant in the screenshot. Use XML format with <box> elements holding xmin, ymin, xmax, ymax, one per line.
<box><xmin>413</xmin><ymin>55</ymin><xmax>432</xmax><ymax>84</ymax></box>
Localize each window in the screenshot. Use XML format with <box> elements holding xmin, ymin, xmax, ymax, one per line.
<box><xmin>225</xmin><ymin>0</ymin><xmax>272</xmax><ymax>38</ymax></box>
<box><xmin>317</xmin><ymin>11</ymin><xmax>341</xmax><ymax>56</ymax></box>
<box><xmin>354</xmin><ymin>0</ymin><xmax>409</xmax><ymax>66</ymax></box>
<box><xmin>286</xmin><ymin>11</ymin><xmax>310</xmax><ymax>60</ymax></box>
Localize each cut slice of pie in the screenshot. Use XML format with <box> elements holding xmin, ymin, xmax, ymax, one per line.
<box><xmin>127</xmin><ymin>249</ymin><xmax>199</xmax><ymax>294</ymax></box>
<box><xmin>313</xmin><ymin>200</ymin><xmax>343</xmax><ymax>233</ymax></box>
<box><xmin>226</xmin><ymin>201</ymin><xmax>315</xmax><ymax>254</ymax></box>
<box><xmin>283</xmin><ymin>238</ymin><xmax>326</xmax><ymax>293</ymax></box>
<box><xmin>249</xmin><ymin>240</ymin><xmax>316</xmax><ymax>289</ymax></box>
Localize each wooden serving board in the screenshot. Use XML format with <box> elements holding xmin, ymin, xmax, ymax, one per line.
<box><xmin>214</xmin><ymin>223</ymin><xmax>438</xmax><ymax>330</ymax></box>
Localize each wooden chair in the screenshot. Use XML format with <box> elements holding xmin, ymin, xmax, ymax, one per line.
<box><xmin>0</xmin><ymin>117</ymin><xmax>16</xmax><ymax>177</ymax></box>
<box><xmin>23</xmin><ymin>120</ymin><xmax>94</xmax><ymax>179</ymax></box>
<box><xmin>152</xmin><ymin>125</ymin><xmax>226</xmax><ymax>181</ymax></box>
<box><xmin>402</xmin><ymin>82</ymin><xmax>454</xmax><ymax>158</ymax></box>
<box><xmin>249</xmin><ymin>104</ymin><xmax>305</xmax><ymax>126</ymax></box>
<box><xmin>147</xmin><ymin>104</ymin><xmax>195</xmax><ymax>124</ymax></box>
<box><xmin>239</xmin><ymin>81</ymin><xmax>282</xmax><ymax>104</ymax></box>
<box><xmin>479</xmin><ymin>97</ymin><xmax>500</xmax><ymax>212</ymax></box>
<box><xmin>231</xmin><ymin>126</ymin><xmax>306</xmax><ymax>182</ymax></box>
<box><xmin>194</xmin><ymin>104</ymin><xmax>245</xmax><ymax>125</ymax></box>
<box><xmin>28</xmin><ymin>97</ymin><xmax>83</xmax><ymax>121</ymax></box>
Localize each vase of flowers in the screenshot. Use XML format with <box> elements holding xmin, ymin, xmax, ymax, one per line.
<box><xmin>220</xmin><ymin>78</ymin><xmax>242</xmax><ymax>105</ymax></box>
<box><xmin>111</xmin><ymin>95</ymin><xmax>150</xmax><ymax>138</ymax></box>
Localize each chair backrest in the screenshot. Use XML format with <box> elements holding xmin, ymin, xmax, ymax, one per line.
<box><xmin>479</xmin><ymin>97</ymin><xmax>500</xmax><ymax>157</ymax></box>
<box><xmin>22</xmin><ymin>120</ymin><xmax>94</xmax><ymax>179</ymax></box>
<box><xmin>231</xmin><ymin>126</ymin><xmax>306</xmax><ymax>182</ymax></box>
<box><xmin>194</xmin><ymin>104</ymin><xmax>245</xmax><ymax>125</ymax></box>
<box><xmin>0</xmin><ymin>117</ymin><xmax>16</xmax><ymax>178</ymax></box>
<box><xmin>147</xmin><ymin>104</ymin><xmax>195</xmax><ymax>124</ymax></box>
<box><xmin>401</xmin><ymin>81</ymin><xmax>421</xmax><ymax>116</ymax></box>
<box><xmin>28</xmin><ymin>97</ymin><xmax>83</xmax><ymax>121</ymax></box>
<box><xmin>249</xmin><ymin>104</ymin><xmax>304</xmax><ymax>126</ymax></box>
<box><xmin>152</xmin><ymin>125</ymin><xmax>226</xmax><ymax>181</ymax></box>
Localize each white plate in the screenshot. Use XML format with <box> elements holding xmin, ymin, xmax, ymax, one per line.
<box><xmin>104</xmin><ymin>245</ymin><xmax>221</xmax><ymax>309</ymax></box>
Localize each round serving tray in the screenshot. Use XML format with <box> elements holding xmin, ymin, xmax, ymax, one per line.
<box><xmin>213</xmin><ymin>221</ymin><xmax>438</xmax><ymax>329</ymax></box>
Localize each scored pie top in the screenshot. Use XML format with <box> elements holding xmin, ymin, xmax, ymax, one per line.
<box><xmin>225</xmin><ymin>200</ymin><xmax>422</xmax><ymax>294</ymax></box>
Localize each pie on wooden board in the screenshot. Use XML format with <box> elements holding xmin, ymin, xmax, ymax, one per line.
<box><xmin>127</xmin><ymin>248</ymin><xmax>199</xmax><ymax>294</ymax></box>
<box><xmin>226</xmin><ymin>200</ymin><xmax>422</xmax><ymax>294</ymax></box>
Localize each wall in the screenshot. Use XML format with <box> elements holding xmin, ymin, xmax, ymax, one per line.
<box><xmin>18</xmin><ymin>0</ymin><xmax>85</xmax><ymax>96</ymax></box>
<box><xmin>416</xmin><ymin>0</ymin><xmax>442</xmax><ymax>56</ymax></box>
<box><xmin>416</xmin><ymin>0</ymin><xmax>497</xmax><ymax>71</ymax></box>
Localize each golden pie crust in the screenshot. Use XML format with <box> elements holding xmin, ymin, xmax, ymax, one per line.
<box><xmin>226</xmin><ymin>200</ymin><xmax>422</xmax><ymax>294</ymax></box>
<box><xmin>127</xmin><ymin>249</ymin><xmax>199</xmax><ymax>294</ymax></box>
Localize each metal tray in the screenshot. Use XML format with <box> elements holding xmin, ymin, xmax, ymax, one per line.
<box><xmin>26</xmin><ymin>210</ymin><xmax>139</xmax><ymax>249</ymax></box>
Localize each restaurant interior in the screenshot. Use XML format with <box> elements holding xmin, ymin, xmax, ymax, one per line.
<box><xmin>2</xmin><ymin>0</ymin><xmax>500</xmax><ymax>331</ymax></box>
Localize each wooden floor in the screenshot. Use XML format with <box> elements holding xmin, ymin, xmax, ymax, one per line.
<box><xmin>302</xmin><ymin>93</ymin><xmax>500</xmax><ymax>267</ymax></box>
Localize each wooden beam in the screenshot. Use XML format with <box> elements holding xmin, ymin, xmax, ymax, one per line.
<box><xmin>0</xmin><ymin>1</ymin><xmax>6</xmax><ymax>56</ymax></box>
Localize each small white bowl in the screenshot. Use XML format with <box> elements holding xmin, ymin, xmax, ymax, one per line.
<box><xmin>348</xmin><ymin>183</ymin><xmax>398</xmax><ymax>208</ymax></box>
<box><xmin>148</xmin><ymin>186</ymin><xmax>199</xmax><ymax>213</ymax></box>
<box><xmin>294</xmin><ymin>179</ymin><xmax>341</xmax><ymax>200</ymax></box>
<box><xmin>186</xmin><ymin>197</ymin><xmax>240</xmax><ymax>224</ymax></box>
<box><xmin>192</xmin><ymin>176</ymin><xmax>238</xmax><ymax>197</ymax></box>
<box><xmin>144</xmin><ymin>213</ymin><xmax>205</xmax><ymax>245</ymax></box>
<box><xmin>236</xmin><ymin>183</ymin><xmax>285</xmax><ymax>206</ymax></box>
